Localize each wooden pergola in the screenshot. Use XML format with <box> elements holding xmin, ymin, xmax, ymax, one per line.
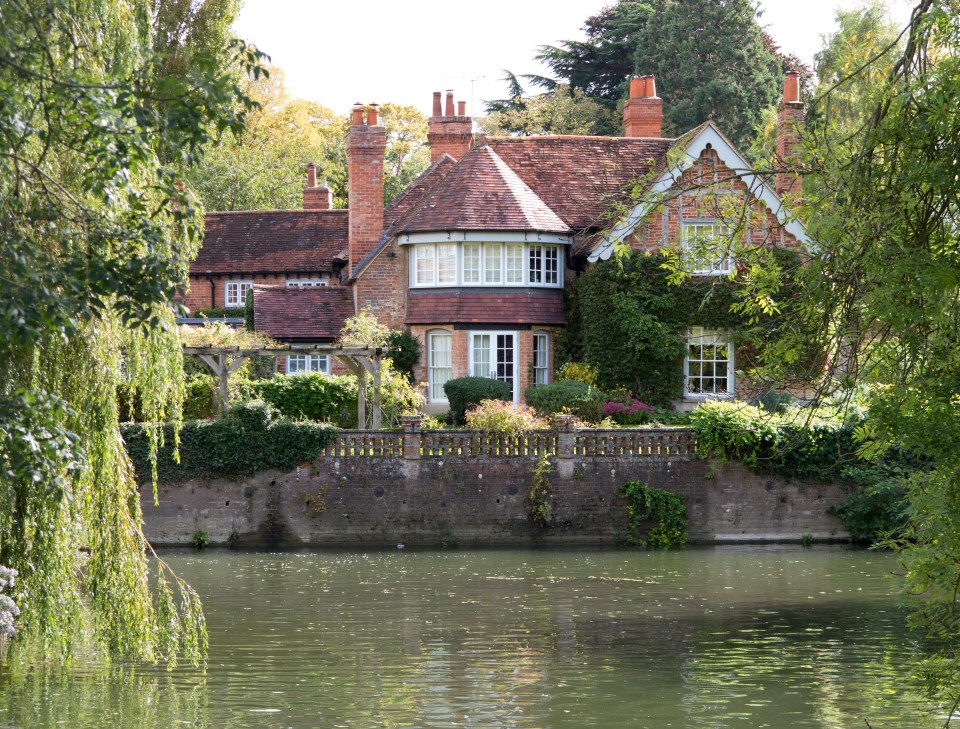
<box><xmin>183</xmin><ymin>344</ymin><xmax>385</xmax><ymax>428</ymax></box>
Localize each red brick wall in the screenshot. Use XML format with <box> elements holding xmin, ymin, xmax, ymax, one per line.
<box><xmin>625</xmin><ymin>147</ymin><xmax>804</xmax><ymax>253</ymax></box>
<box><xmin>776</xmin><ymin>102</ymin><xmax>804</xmax><ymax>206</ymax></box>
<box><xmin>353</xmin><ymin>240</ymin><xmax>406</xmax><ymax>329</ymax></box>
<box><xmin>183</xmin><ymin>274</ymin><xmax>288</xmax><ymax>313</ymax></box>
<box><xmin>427</xmin><ymin>116</ymin><xmax>473</xmax><ymax>163</ymax></box>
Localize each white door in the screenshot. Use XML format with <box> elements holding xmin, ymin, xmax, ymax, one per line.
<box><xmin>470</xmin><ymin>332</ymin><xmax>517</xmax><ymax>401</ymax></box>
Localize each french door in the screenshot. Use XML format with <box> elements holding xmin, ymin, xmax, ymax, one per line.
<box><xmin>470</xmin><ymin>332</ymin><xmax>517</xmax><ymax>401</ymax></box>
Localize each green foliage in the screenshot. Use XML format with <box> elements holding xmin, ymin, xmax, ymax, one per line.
<box><xmin>385</xmin><ymin>329</ymin><xmax>422</xmax><ymax>382</ymax></box>
<box><xmin>250</xmin><ymin>374</ymin><xmax>356</xmax><ymax>425</ymax></box>
<box><xmin>800</xmin><ymin>533</ymin><xmax>813</xmax><ymax>548</ymax></box>
<box><xmin>528</xmin><ymin>455</ymin><xmax>554</xmax><ymax>528</ymax></box>
<box><xmin>465</xmin><ymin>401</ymin><xmax>548</xmax><ymax>434</ymax></box>
<box><xmin>534</xmin><ymin>0</ymin><xmax>783</xmax><ymax>147</ymax></box>
<box><xmin>244</xmin><ymin>289</ymin><xmax>255</xmax><ymax>332</ymax></box>
<box><xmin>443</xmin><ymin>377</ymin><xmax>512</xmax><ymax>425</ymax></box>
<box><xmin>122</xmin><ymin>402</ymin><xmax>338</xmax><ymax>484</ymax></box>
<box><xmin>833</xmin><ymin>478</ymin><xmax>907</xmax><ymax>545</ymax></box>
<box><xmin>0</xmin><ymin>0</ymin><xmax>263</xmax><ymax>662</ymax></box>
<box><xmin>183</xmin><ymin>376</ymin><xmax>218</xmax><ymax>421</ymax></box>
<box><xmin>555</xmin><ymin>362</ymin><xmax>598</xmax><ymax>386</ymax></box>
<box><xmin>619</xmin><ymin>480</ymin><xmax>687</xmax><ymax>548</ymax></box>
<box><xmin>525</xmin><ymin>381</ymin><xmax>605</xmax><ymax>424</ymax></box>
<box><xmin>191</xmin><ymin>531</ymin><xmax>209</xmax><ymax>551</ymax></box>
<box><xmin>191</xmin><ymin>307</ymin><xmax>241</xmax><ymax>319</ymax></box>
<box><xmin>479</xmin><ymin>83</ymin><xmax>617</xmax><ymax>137</ymax></box>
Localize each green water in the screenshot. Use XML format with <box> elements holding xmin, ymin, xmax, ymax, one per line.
<box><xmin>0</xmin><ymin>546</ymin><xmax>942</xmax><ymax>728</ymax></box>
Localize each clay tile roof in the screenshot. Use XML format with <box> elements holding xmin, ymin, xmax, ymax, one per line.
<box><xmin>193</xmin><ymin>210</ymin><xmax>348</xmax><ymax>275</ymax></box>
<box><xmin>406</xmin><ymin>290</ymin><xmax>565</xmax><ymax>326</ymax></box>
<box><xmin>397</xmin><ymin>145</ymin><xmax>570</xmax><ymax>235</ymax></box>
<box><xmin>252</xmin><ymin>285</ymin><xmax>353</xmax><ymax>341</ymax></box>
<box><xmin>384</xmin><ymin>154</ymin><xmax>458</xmax><ymax>231</ymax></box>
<box><xmin>484</xmin><ymin>136</ymin><xmax>673</xmax><ymax>231</ymax></box>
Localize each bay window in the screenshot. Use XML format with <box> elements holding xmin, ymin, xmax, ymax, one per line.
<box><xmin>532</xmin><ymin>332</ymin><xmax>550</xmax><ymax>386</ymax></box>
<box><xmin>409</xmin><ymin>242</ymin><xmax>563</xmax><ymax>288</ymax></box>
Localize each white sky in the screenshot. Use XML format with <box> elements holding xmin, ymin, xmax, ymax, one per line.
<box><xmin>233</xmin><ymin>0</ymin><xmax>914</xmax><ymax>117</ymax></box>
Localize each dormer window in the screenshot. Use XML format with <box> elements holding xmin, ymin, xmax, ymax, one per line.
<box><xmin>409</xmin><ymin>241</ymin><xmax>564</xmax><ymax>288</ymax></box>
<box><xmin>682</xmin><ymin>222</ymin><xmax>735</xmax><ymax>276</ymax></box>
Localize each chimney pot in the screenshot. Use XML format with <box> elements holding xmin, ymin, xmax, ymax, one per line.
<box><xmin>367</xmin><ymin>103</ymin><xmax>380</xmax><ymax>126</ymax></box>
<box><xmin>444</xmin><ymin>90</ymin><xmax>455</xmax><ymax>117</ymax></box>
<box><xmin>432</xmin><ymin>91</ymin><xmax>442</xmax><ymax>117</ymax></box>
<box><xmin>783</xmin><ymin>70</ymin><xmax>800</xmax><ymax>104</ymax></box>
<box><xmin>352</xmin><ymin>104</ymin><xmax>365</xmax><ymax>125</ymax></box>
<box><xmin>306</xmin><ymin>162</ymin><xmax>317</xmax><ymax>188</ymax></box>
<box><xmin>623</xmin><ymin>74</ymin><xmax>663</xmax><ymax>137</ymax></box>
<box><xmin>457</xmin><ymin>100</ymin><xmax>466</xmax><ymax>116</ymax></box>
<box><xmin>629</xmin><ymin>76</ymin><xmax>646</xmax><ymax>99</ymax></box>
<box><xmin>646</xmin><ymin>75</ymin><xmax>657</xmax><ymax>98</ymax></box>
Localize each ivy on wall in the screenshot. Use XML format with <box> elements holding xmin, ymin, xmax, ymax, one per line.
<box><xmin>122</xmin><ymin>402</ymin><xmax>337</xmax><ymax>485</ymax></box>
<box><xmin>560</xmin><ymin>250</ymin><xmax>803</xmax><ymax>406</ymax></box>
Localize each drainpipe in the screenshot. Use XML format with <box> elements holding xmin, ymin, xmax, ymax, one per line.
<box><xmin>207</xmin><ymin>272</ymin><xmax>215</xmax><ymax>308</ymax></box>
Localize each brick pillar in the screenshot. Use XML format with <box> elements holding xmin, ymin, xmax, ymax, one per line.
<box><xmin>347</xmin><ymin>103</ymin><xmax>386</xmax><ymax>277</ymax></box>
<box><xmin>428</xmin><ymin>90</ymin><xmax>473</xmax><ymax>163</ymax></box>
<box><xmin>623</xmin><ymin>75</ymin><xmax>663</xmax><ymax>138</ymax></box>
<box><xmin>554</xmin><ymin>414</ymin><xmax>576</xmax><ymax>459</ymax></box>
<box><xmin>401</xmin><ymin>415</ymin><xmax>422</xmax><ymax>460</ymax></box>
<box><xmin>776</xmin><ymin>71</ymin><xmax>805</xmax><ymax>209</ymax></box>
<box><xmin>303</xmin><ymin>162</ymin><xmax>334</xmax><ymax>210</ymax></box>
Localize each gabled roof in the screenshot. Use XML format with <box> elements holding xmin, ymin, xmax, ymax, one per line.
<box><xmin>588</xmin><ymin>122</ymin><xmax>809</xmax><ymax>262</ymax></box>
<box><xmin>485</xmin><ymin>136</ymin><xmax>673</xmax><ymax>231</ymax></box>
<box><xmin>195</xmin><ymin>210</ymin><xmax>347</xmax><ymax>275</ymax></box>
<box><xmin>252</xmin><ymin>285</ymin><xmax>353</xmax><ymax>341</ymax></box>
<box><xmin>396</xmin><ymin>145</ymin><xmax>569</xmax><ymax>235</ymax></box>
<box><xmin>384</xmin><ymin>154</ymin><xmax>458</xmax><ymax>231</ymax></box>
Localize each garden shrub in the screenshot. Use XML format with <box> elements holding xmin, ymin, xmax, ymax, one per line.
<box><xmin>524</xmin><ymin>380</ymin><xmax>605</xmax><ymax>424</ymax></box>
<box><xmin>251</xmin><ymin>373</ymin><xmax>356</xmax><ymax>424</ymax></box>
<box><xmin>443</xmin><ymin>377</ymin><xmax>511</xmax><ymax>425</ymax></box>
<box><xmin>464</xmin><ymin>400</ymin><xmax>548</xmax><ymax>434</ymax></box>
<box><xmin>122</xmin><ymin>401</ymin><xmax>338</xmax><ymax>484</ymax></box>
<box><xmin>556</xmin><ymin>362</ymin><xmax>598</xmax><ymax>386</ymax></box>
<box><xmin>603</xmin><ymin>390</ymin><xmax>654</xmax><ymax>425</ymax></box>
<box><xmin>183</xmin><ymin>375</ymin><xmax>217</xmax><ymax>420</ymax></box>
<box><xmin>385</xmin><ymin>328</ymin><xmax>421</xmax><ymax>382</ymax></box>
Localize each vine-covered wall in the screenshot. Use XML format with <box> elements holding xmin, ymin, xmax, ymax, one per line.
<box><xmin>560</xmin><ymin>250</ymin><xmax>803</xmax><ymax>406</ymax></box>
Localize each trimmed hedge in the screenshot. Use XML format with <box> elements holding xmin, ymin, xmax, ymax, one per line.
<box><xmin>122</xmin><ymin>401</ymin><xmax>338</xmax><ymax>485</ymax></box>
<box><xmin>525</xmin><ymin>380</ymin><xmax>605</xmax><ymax>423</ymax></box>
<box><xmin>250</xmin><ymin>373</ymin><xmax>356</xmax><ymax>425</ymax></box>
<box><xmin>443</xmin><ymin>377</ymin><xmax>511</xmax><ymax>425</ymax></box>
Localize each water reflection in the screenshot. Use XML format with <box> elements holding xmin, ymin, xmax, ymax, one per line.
<box><xmin>0</xmin><ymin>547</ymin><xmax>937</xmax><ymax>728</ymax></box>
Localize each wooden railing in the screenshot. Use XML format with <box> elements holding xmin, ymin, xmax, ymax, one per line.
<box><xmin>317</xmin><ymin>417</ymin><xmax>696</xmax><ymax>460</ymax></box>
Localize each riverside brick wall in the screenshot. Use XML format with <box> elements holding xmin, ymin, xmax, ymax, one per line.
<box><xmin>140</xmin><ymin>451</ymin><xmax>848</xmax><ymax>549</ymax></box>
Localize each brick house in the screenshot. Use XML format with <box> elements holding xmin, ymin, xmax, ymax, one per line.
<box><xmin>185</xmin><ymin>73</ymin><xmax>807</xmax><ymax>408</ymax></box>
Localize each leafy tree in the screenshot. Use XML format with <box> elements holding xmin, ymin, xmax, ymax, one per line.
<box><xmin>534</xmin><ymin>0</ymin><xmax>785</xmax><ymax>147</ymax></box>
<box><xmin>479</xmin><ymin>83</ymin><xmax>616</xmax><ymax>137</ymax></box>
<box><xmin>738</xmin><ymin>1</ymin><xmax>960</xmax><ymax>713</ymax></box>
<box><xmin>0</xmin><ymin>0</ymin><xmax>262</xmax><ymax>662</ymax></box>
<box><xmin>187</xmin><ymin>76</ymin><xmax>430</xmax><ymax>210</ymax></box>
<box><xmin>184</xmin><ymin>67</ymin><xmax>348</xmax><ymax>210</ymax></box>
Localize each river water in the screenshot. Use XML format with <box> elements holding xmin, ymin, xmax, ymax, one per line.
<box><xmin>0</xmin><ymin>546</ymin><xmax>942</xmax><ymax>728</ymax></box>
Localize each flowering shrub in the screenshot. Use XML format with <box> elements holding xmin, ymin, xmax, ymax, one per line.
<box><xmin>556</xmin><ymin>362</ymin><xmax>599</xmax><ymax>386</ymax></box>
<box><xmin>0</xmin><ymin>566</ymin><xmax>19</xmax><ymax>639</ymax></box>
<box><xmin>603</xmin><ymin>397</ymin><xmax>654</xmax><ymax>425</ymax></box>
<box><xmin>465</xmin><ymin>400</ymin><xmax>548</xmax><ymax>434</ymax></box>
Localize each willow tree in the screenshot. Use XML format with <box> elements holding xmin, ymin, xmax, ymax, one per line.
<box><xmin>0</xmin><ymin>0</ymin><xmax>262</xmax><ymax>662</ymax></box>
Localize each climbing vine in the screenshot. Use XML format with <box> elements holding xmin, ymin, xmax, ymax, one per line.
<box><xmin>528</xmin><ymin>454</ymin><xmax>554</xmax><ymax>528</ymax></box>
<box><xmin>619</xmin><ymin>480</ymin><xmax>687</xmax><ymax>548</ymax></box>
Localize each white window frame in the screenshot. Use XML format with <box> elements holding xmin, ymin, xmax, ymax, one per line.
<box><xmin>427</xmin><ymin>330</ymin><xmax>453</xmax><ymax>403</ymax></box>
<box><xmin>468</xmin><ymin>330</ymin><xmax>518</xmax><ymax>402</ymax></box>
<box><xmin>682</xmin><ymin>222</ymin><xmax>735</xmax><ymax>276</ymax></box>
<box><xmin>409</xmin><ymin>243</ymin><xmax>563</xmax><ymax>289</ymax></box>
<box><xmin>285</xmin><ymin>353</ymin><xmax>330</xmax><ymax>375</ymax></box>
<box><xmin>285</xmin><ymin>279</ymin><xmax>328</xmax><ymax>288</ymax></box>
<box><xmin>224</xmin><ymin>280</ymin><xmax>253</xmax><ymax>308</ymax></box>
<box><xmin>532</xmin><ymin>332</ymin><xmax>550</xmax><ymax>386</ymax></box>
<box><xmin>684</xmin><ymin>328</ymin><xmax>734</xmax><ymax>400</ymax></box>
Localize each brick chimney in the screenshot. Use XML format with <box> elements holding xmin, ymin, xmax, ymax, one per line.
<box><xmin>427</xmin><ymin>89</ymin><xmax>473</xmax><ymax>163</ymax></box>
<box><xmin>623</xmin><ymin>75</ymin><xmax>663</xmax><ymax>138</ymax></box>
<box><xmin>776</xmin><ymin>71</ymin><xmax>805</xmax><ymax>208</ymax></box>
<box><xmin>303</xmin><ymin>163</ymin><xmax>334</xmax><ymax>210</ymax></box>
<box><xmin>346</xmin><ymin>103</ymin><xmax>386</xmax><ymax>276</ymax></box>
